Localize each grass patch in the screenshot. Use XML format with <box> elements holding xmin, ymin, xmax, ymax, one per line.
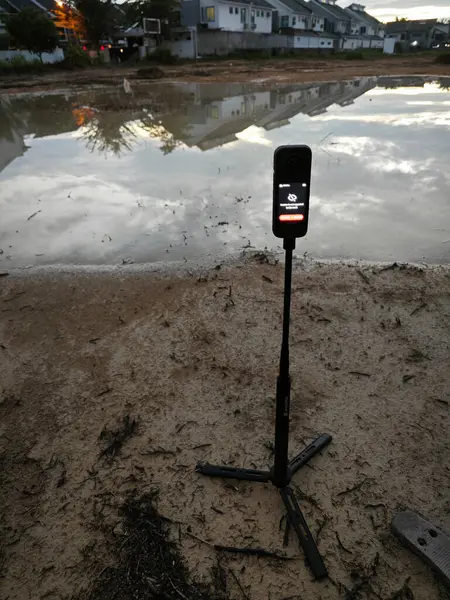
<box><xmin>0</xmin><ymin>55</ymin><xmax>46</xmax><ymax>74</ymax></box>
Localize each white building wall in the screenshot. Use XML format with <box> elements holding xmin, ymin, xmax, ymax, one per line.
<box><xmin>214</xmin><ymin>2</ymin><xmax>272</xmax><ymax>32</ymax></box>
<box><xmin>311</xmin><ymin>17</ymin><xmax>325</xmax><ymax>31</ymax></box>
<box><xmin>335</xmin><ymin>20</ymin><xmax>348</xmax><ymax>33</ymax></box>
<box><xmin>252</xmin><ymin>6</ymin><xmax>272</xmax><ymax>33</ymax></box>
<box><xmin>294</xmin><ymin>35</ymin><xmax>319</xmax><ymax>48</ymax></box>
<box><xmin>383</xmin><ymin>37</ymin><xmax>396</xmax><ymax>54</ymax></box>
<box><xmin>342</xmin><ymin>36</ymin><xmax>363</xmax><ymax>49</ymax></box>
<box><xmin>361</xmin><ymin>38</ymin><xmax>370</xmax><ymax>47</ymax></box>
<box><xmin>294</xmin><ymin>34</ymin><xmax>333</xmax><ymax>48</ymax></box>
<box><xmin>370</xmin><ymin>38</ymin><xmax>383</xmax><ymax>49</ymax></box>
<box><xmin>218</xmin><ymin>3</ymin><xmax>242</xmax><ymax>30</ymax></box>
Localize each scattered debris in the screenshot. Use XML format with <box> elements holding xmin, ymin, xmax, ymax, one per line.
<box><xmin>337</xmin><ymin>478</ymin><xmax>372</xmax><ymax>497</ymax></box>
<box><xmin>387</xmin><ymin>579</ymin><xmax>415</xmax><ymax>600</ymax></box>
<box><xmin>76</xmin><ymin>492</ymin><xmax>230</xmax><ymax>600</ymax></box>
<box><xmin>357</xmin><ymin>269</ymin><xmax>370</xmax><ymax>284</ymax></box>
<box><xmin>99</xmin><ymin>415</ymin><xmax>138</xmax><ymax>461</ymax></box>
<box><xmin>121</xmin><ymin>258</ymin><xmax>134</xmax><ymax>265</ymax></box>
<box><xmin>336</xmin><ymin>532</ymin><xmax>352</xmax><ymax>554</ymax></box>
<box><xmin>3</xmin><ymin>291</ymin><xmax>25</xmax><ymax>302</ymax></box>
<box><xmin>344</xmin><ymin>553</ymin><xmax>380</xmax><ymax>600</ymax></box>
<box><xmin>406</xmin><ymin>349</ymin><xmax>429</xmax><ymax>363</ymax></box>
<box><xmin>214</xmin><ymin>545</ymin><xmax>294</xmax><ymax>560</ymax></box>
<box><xmin>229</xmin><ymin>568</ymin><xmax>249</xmax><ymax>600</ymax></box>
<box><xmin>410</xmin><ymin>302</ymin><xmax>427</xmax><ymax>316</ymax></box>
<box><xmin>95</xmin><ymin>386</ymin><xmax>111</xmax><ymax>398</ymax></box>
<box><xmin>140</xmin><ymin>446</ymin><xmax>177</xmax><ymax>457</ymax></box>
<box><xmin>262</xmin><ymin>275</ymin><xmax>273</xmax><ymax>283</ymax></box>
<box><xmin>403</xmin><ymin>374</ymin><xmax>415</xmax><ymax>383</ymax></box>
<box><xmin>349</xmin><ymin>371</ymin><xmax>371</xmax><ymax>377</ymax></box>
<box><xmin>133</xmin><ymin>66</ymin><xmax>165</xmax><ymax>80</ymax></box>
<box><xmin>433</xmin><ymin>397</ymin><xmax>449</xmax><ymax>406</ymax></box>
<box><xmin>27</xmin><ymin>210</ymin><xmax>41</xmax><ymax>221</ymax></box>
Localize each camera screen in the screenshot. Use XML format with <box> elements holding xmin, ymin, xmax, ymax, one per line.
<box><xmin>276</xmin><ymin>183</ymin><xmax>308</xmax><ymax>223</ymax></box>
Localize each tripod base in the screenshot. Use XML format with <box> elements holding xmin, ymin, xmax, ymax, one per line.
<box><xmin>195</xmin><ymin>433</ymin><xmax>331</xmax><ymax>580</ymax></box>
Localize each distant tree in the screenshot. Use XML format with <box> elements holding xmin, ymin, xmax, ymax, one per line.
<box><xmin>74</xmin><ymin>0</ymin><xmax>113</xmax><ymax>48</ymax></box>
<box><xmin>53</xmin><ymin>1</ymin><xmax>86</xmax><ymax>43</ymax></box>
<box><xmin>125</xmin><ymin>0</ymin><xmax>180</xmax><ymax>27</ymax></box>
<box><xmin>5</xmin><ymin>8</ymin><xmax>59</xmax><ymax>61</ymax></box>
<box><xmin>0</xmin><ymin>32</ymin><xmax>11</xmax><ymax>50</ymax></box>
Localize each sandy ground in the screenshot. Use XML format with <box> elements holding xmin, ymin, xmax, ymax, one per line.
<box><xmin>1</xmin><ymin>55</ymin><xmax>449</xmax><ymax>93</ymax></box>
<box><xmin>1</xmin><ymin>256</ymin><xmax>450</xmax><ymax>600</ymax></box>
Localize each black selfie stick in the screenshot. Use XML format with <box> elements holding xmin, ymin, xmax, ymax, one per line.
<box><xmin>196</xmin><ymin>234</ymin><xmax>332</xmax><ymax>580</ymax></box>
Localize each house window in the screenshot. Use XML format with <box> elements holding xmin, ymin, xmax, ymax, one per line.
<box><xmin>207</xmin><ymin>105</ymin><xmax>219</xmax><ymax>119</ymax></box>
<box><xmin>320</xmin><ymin>41</ymin><xmax>324</xmax><ymax>45</ymax></box>
<box><xmin>280</xmin><ymin>15</ymin><xmax>289</xmax><ymax>27</ymax></box>
<box><xmin>229</xmin><ymin>6</ymin><xmax>233</xmax><ymax>14</ymax></box>
<box><xmin>360</xmin><ymin>26</ymin><xmax>366</xmax><ymax>34</ymax></box>
<box><xmin>320</xmin><ymin>24</ymin><xmax>323</xmax><ymax>29</ymax></box>
<box><xmin>266</xmin><ymin>11</ymin><xmax>270</xmax><ymax>17</ymax></box>
<box><xmin>235</xmin><ymin>7</ymin><xmax>238</xmax><ymax>13</ymax></box>
<box><xmin>256</xmin><ymin>10</ymin><xmax>260</xmax><ymax>17</ymax></box>
<box><xmin>292</xmin><ymin>16</ymin><xmax>296</xmax><ymax>26</ymax></box>
<box><xmin>205</xmin><ymin>6</ymin><xmax>215</xmax><ymax>21</ymax></box>
<box><xmin>240</xmin><ymin>7</ymin><xmax>246</xmax><ymax>22</ymax></box>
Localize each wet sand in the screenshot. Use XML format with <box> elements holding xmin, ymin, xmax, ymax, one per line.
<box><xmin>1</xmin><ymin>55</ymin><xmax>449</xmax><ymax>93</ymax></box>
<box><xmin>1</xmin><ymin>257</ymin><xmax>449</xmax><ymax>599</ymax></box>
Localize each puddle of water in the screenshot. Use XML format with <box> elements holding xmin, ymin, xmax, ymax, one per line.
<box><xmin>1</xmin><ymin>75</ymin><xmax>450</xmax><ymax>268</ymax></box>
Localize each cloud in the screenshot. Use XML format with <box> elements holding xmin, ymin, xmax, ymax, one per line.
<box><xmin>348</xmin><ymin>0</ymin><xmax>450</xmax><ymax>22</ymax></box>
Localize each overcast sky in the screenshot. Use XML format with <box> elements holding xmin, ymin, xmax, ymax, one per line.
<box><xmin>342</xmin><ymin>0</ymin><xmax>450</xmax><ymax>23</ymax></box>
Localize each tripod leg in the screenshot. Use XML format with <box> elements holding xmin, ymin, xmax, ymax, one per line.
<box><xmin>196</xmin><ymin>463</ymin><xmax>271</xmax><ymax>483</ymax></box>
<box><xmin>280</xmin><ymin>486</ymin><xmax>327</xmax><ymax>580</ymax></box>
<box><xmin>288</xmin><ymin>433</ymin><xmax>332</xmax><ymax>476</ymax></box>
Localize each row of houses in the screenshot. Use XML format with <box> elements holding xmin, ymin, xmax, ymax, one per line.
<box><xmin>2</xmin><ymin>0</ymin><xmax>449</xmax><ymax>60</ymax></box>
<box><xmin>0</xmin><ymin>0</ymin><xmax>385</xmax><ymax>57</ymax></box>
<box><xmin>178</xmin><ymin>0</ymin><xmax>386</xmax><ymax>53</ymax></box>
<box><xmin>385</xmin><ymin>19</ymin><xmax>450</xmax><ymax>50</ymax></box>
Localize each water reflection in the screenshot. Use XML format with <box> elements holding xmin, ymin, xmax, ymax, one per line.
<box><xmin>0</xmin><ymin>76</ymin><xmax>449</xmax><ymax>267</ymax></box>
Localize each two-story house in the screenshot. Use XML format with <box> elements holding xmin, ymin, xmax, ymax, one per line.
<box><xmin>344</xmin><ymin>3</ymin><xmax>384</xmax><ymax>47</ymax></box>
<box><xmin>385</xmin><ymin>19</ymin><xmax>447</xmax><ymax>50</ymax></box>
<box><xmin>268</xmin><ymin>0</ymin><xmax>311</xmax><ymax>32</ymax></box>
<box><xmin>197</xmin><ymin>0</ymin><xmax>274</xmax><ymax>32</ymax></box>
<box><xmin>309</xmin><ymin>0</ymin><xmax>350</xmax><ymax>34</ymax></box>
